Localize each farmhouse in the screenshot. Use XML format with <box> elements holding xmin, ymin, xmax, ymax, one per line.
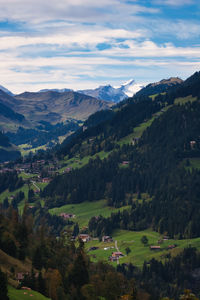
<box><xmin>102</xmin><ymin>235</ymin><xmax>113</xmax><ymax>243</ymax></box>
<box><xmin>112</xmin><ymin>251</ymin><xmax>124</xmax><ymax>258</ymax></box>
<box><xmin>150</xmin><ymin>246</ymin><xmax>161</xmax><ymax>250</ymax></box>
<box><xmin>122</xmin><ymin>161</ymin><xmax>129</xmax><ymax>165</ymax></box>
<box><xmin>78</xmin><ymin>234</ymin><xmax>91</xmax><ymax>242</ymax></box>
<box><xmin>190</xmin><ymin>140</ymin><xmax>196</xmax><ymax>149</ymax></box>
<box><xmin>42</xmin><ymin>177</ymin><xmax>51</xmax><ymax>183</ymax></box>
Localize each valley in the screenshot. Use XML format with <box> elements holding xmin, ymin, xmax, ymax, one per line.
<box><xmin>0</xmin><ymin>71</ymin><xmax>200</xmax><ymax>300</ymax></box>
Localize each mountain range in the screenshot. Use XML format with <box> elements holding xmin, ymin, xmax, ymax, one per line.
<box><xmin>0</xmin><ymin>75</ymin><xmax>184</xmax><ymax>158</ymax></box>
<box><xmin>1</xmin><ymin>71</ymin><xmax>200</xmax><ymax>300</ymax></box>
<box><xmin>78</xmin><ymin>79</ymin><xmax>144</xmax><ymax>102</ymax></box>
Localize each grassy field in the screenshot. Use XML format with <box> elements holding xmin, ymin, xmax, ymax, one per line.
<box><xmin>188</xmin><ymin>158</ymin><xmax>200</xmax><ymax>170</ymax></box>
<box><xmin>18</xmin><ymin>144</ymin><xmax>47</xmax><ymax>156</ymax></box>
<box><xmin>183</xmin><ymin>157</ymin><xmax>200</xmax><ymax>172</ymax></box>
<box><xmin>8</xmin><ymin>286</ymin><xmax>50</xmax><ymax>300</ymax></box>
<box><xmin>0</xmin><ymin>179</ymin><xmax>46</xmax><ymax>213</ymax></box>
<box><xmin>59</xmin><ymin>151</ymin><xmax>111</xmax><ymax>173</ymax></box>
<box><xmin>49</xmin><ymin>199</ymin><xmax>130</xmax><ymax>228</ymax></box>
<box><xmin>0</xmin><ymin>184</ymin><xmax>31</xmax><ymax>203</ymax></box>
<box><xmin>85</xmin><ymin>229</ymin><xmax>200</xmax><ymax>267</ymax></box>
<box><xmin>117</xmin><ymin>105</ymin><xmax>172</xmax><ymax>146</ymax></box>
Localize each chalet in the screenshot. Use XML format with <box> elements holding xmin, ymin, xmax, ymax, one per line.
<box><xmin>16</xmin><ymin>272</ymin><xmax>24</xmax><ymax>281</ymax></box>
<box><xmin>163</xmin><ymin>236</ymin><xmax>169</xmax><ymax>241</ymax></box>
<box><xmin>102</xmin><ymin>235</ymin><xmax>113</xmax><ymax>243</ymax></box>
<box><xmin>122</xmin><ymin>161</ymin><xmax>129</xmax><ymax>165</ymax></box>
<box><xmin>112</xmin><ymin>251</ymin><xmax>124</xmax><ymax>258</ymax></box>
<box><xmin>65</xmin><ymin>167</ymin><xmax>72</xmax><ymax>173</ymax></box>
<box><xmin>150</xmin><ymin>246</ymin><xmax>161</xmax><ymax>250</ymax></box>
<box><xmin>16</xmin><ymin>272</ymin><xmax>29</xmax><ymax>282</ymax></box>
<box><xmin>78</xmin><ymin>234</ymin><xmax>91</xmax><ymax>242</ymax></box>
<box><xmin>42</xmin><ymin>177</ymin><xmax>51</xmax><ymax>183</ymax></box>
<box><xmin>190</xmin><ymin>140</ymin><xmax>196</xmax><ymax>149</ymax></box>
<box><xmin>60</xmin><ymin>213</ymin><xmax>75</xmax><ymax>219</ymax></box>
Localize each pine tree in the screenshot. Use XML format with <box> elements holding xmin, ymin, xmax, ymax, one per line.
<box><xmin>0</xmin><ymin>269</ymin><xmax>9</xmax><ymax>300</ymax></box>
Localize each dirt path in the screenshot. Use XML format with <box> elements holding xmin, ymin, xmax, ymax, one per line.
<box><xmin>115</xmin><ymin>240</ymin><xmax>119</xmax><ymax>252</ymax></box>
<box><xmin>31</xmin><ymin>180</ymin><xmax>40</xmax><ymax>192</ymax></box>
<box><xmin>115</xmin><ymin>240</ymin><xmax>120</xmax><ymax>264</ymax></box>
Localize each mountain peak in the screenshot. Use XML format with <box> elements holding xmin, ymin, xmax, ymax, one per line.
<box><xmin>78</xmin><ymin>79</ymin><xmax>143</xmax><ymax>102</ymax></box>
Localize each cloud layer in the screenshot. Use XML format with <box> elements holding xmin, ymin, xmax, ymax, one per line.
<box><xmin>0</xmin><ymin>0</ymin><xmax>199</xmax><ymax>93</ymax></box>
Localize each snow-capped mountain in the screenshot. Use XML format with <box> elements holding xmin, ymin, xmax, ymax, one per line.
<box><xmin>78</xmin><ymin>79</ymin><xmax>144</xmax><ymax>103</ymax></box>
<box><xmin>78</xmin><ymin>85</ymin><xmax>126</xmax><ymax>103</ymax></box>
<box><xmin>116</xmin><ymin>79</ymin><xmax>144</xmax><ymax>98</ymax></box>
<box><xmin>36</xmin><ymin>79</ymin><xmax>144</xmax><ymax>103</ymax></box>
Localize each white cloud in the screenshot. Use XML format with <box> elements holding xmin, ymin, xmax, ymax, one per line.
<box><xmin>0</xmin><ymin>27</ymin><xmax>145</xmax><ymax>51</ymax></box>
<box><xmin>0</xmin><ymin>0</ymin><xmax>158</xmax><ymax>24</ymax></box>
<box><xmin>0</xmin><ymin>0</ymin><xmax>199</xmax><ymax>93</ymax></box>
<box><xmin>153</xmin><ymin>0</ymin><xmax>194</xmax><ymax>6</ymax></box>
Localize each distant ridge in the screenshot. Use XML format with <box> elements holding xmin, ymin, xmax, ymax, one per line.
<box><xmin>78</xmin><ymin>79</ymin><xmax>144</xmax><ymax>103</ymax></box>
<box><xmin>14</xmin><ymin>90</ymin><xmax>113</xmax><ymax>123</ymax></box>
<box><xmin>136</xmin><ymin>77</ymin><xmax>183</xmax><ymax>97</ymax></box>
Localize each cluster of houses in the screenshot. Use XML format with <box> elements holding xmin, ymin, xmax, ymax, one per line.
<box><xmin>0</xmin><ymin>158</ymin><xmax>62</xmax><ymax>178</ymax></box>
<box><xmin>150</xmin><ymin>244</ymin><xmax>176</xmax><ymax>250</ymax></box>
<box><xmin>150</xmin><ymin>236</ymin><xmax>176</xmax><ymax>251</ymax></box>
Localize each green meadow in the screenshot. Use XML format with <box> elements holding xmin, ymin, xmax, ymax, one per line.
<box><xmin>117</xmin><ymin>105</ymin><xmax>172</xmax><ymax>146</ymax></box>
<box><xmin>59</xmin><ymin>150</ymin><xmax>111</xmax><ymax>173</ymax></box>
<box><xmin>49</xmin><ymin>199</ymin><xmax>130</xmax><ymax>228</ymax></box>
<box><xmin>8</xmin><ymin>286</ymin><xmax>50</xmax><ymax>300</ymax></box>
<box><xmin>85</xmin><ymin>229</ymin><xmax>200</xmax><ymax>267</ymax></box>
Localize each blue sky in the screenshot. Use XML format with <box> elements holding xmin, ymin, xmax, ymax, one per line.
<box><xmin>0</xmin><ymin>0</ymin><xmax>200</xmax><ymax>93</ymax></box>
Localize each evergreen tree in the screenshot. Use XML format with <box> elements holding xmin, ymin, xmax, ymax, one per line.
<box><xmin>0</xmin><ymin>269</ymin><xmax>9</xmax><ymax>300</ymax></box>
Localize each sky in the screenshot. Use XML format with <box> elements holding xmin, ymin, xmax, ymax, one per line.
<box><xmin>0</xmin><ymin>0</ymin><xmax>200</xmax><ymax>94</ymax></box>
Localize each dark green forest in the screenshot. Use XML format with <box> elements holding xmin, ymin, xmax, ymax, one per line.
<box><xmin>1</xmin><ymin>71</ymin><xmax>200</xmax><ymax>300</ymax></box>
<box><xmin>42</xmin><ymin>72</ymin><xmax>200</xmax><ymax>239</ymax></box>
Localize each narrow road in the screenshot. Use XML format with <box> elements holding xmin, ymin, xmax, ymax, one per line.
<box><xmin>115</xmin><ymin>240</ymin><xmax>120</xmax><ymax>264</ymax></box>
<box><xmin>115</xmin><ymin>240</ymin><xmax>119</xmax><ymax>252</ymax></box>
<box><xmin>31</xmin><ymin>180</ymin><xmax>40</xmax><ymax>192</ymax></box>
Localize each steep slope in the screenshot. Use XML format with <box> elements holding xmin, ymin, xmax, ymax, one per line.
<box><xmin>42</xmin><ymin>71</ymin><xmax>200</xmax><ymax>239</ymax></box>
<box><xmin>78</xmin><ymin>79</ymin><xmax>143</xmax><ymax>102</ymax></box>
<box><xmin>114</xmin><ymin>79</ymin><xmax>144</xmax><ymax>97</ymax></box>
<box><xmin>136</xmin><ymin>77</ymin><xmax>183</xmax><ymax>97</ymax></box>
<box><xmin>0</xmin><ymin>89</ymin><xmax>29</xmax><ymax>132</ymax></box>
<box><xmin>0</xmin><ymin>131</ymin><xmax>21</xmax><ymax>162</ymax></box>
<box><xmin>14</xmin><ymin>90</ymin><xmax>113</xmax><ymax>123</ymax></box>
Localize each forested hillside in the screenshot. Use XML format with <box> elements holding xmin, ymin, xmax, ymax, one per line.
<box><xmin>1</xmin><ymin>71</ymin><xmax>200</xmax><ymax>300</ymax></box>
<box><xmin>42</xmin><ymin>72</ymin><xmax>200</xmax><ymax>239</ymax></box>
<box><xmin>0</xmin><ymin>132</ymin><xmax>21</xmax><ymax>162</ymax></box>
